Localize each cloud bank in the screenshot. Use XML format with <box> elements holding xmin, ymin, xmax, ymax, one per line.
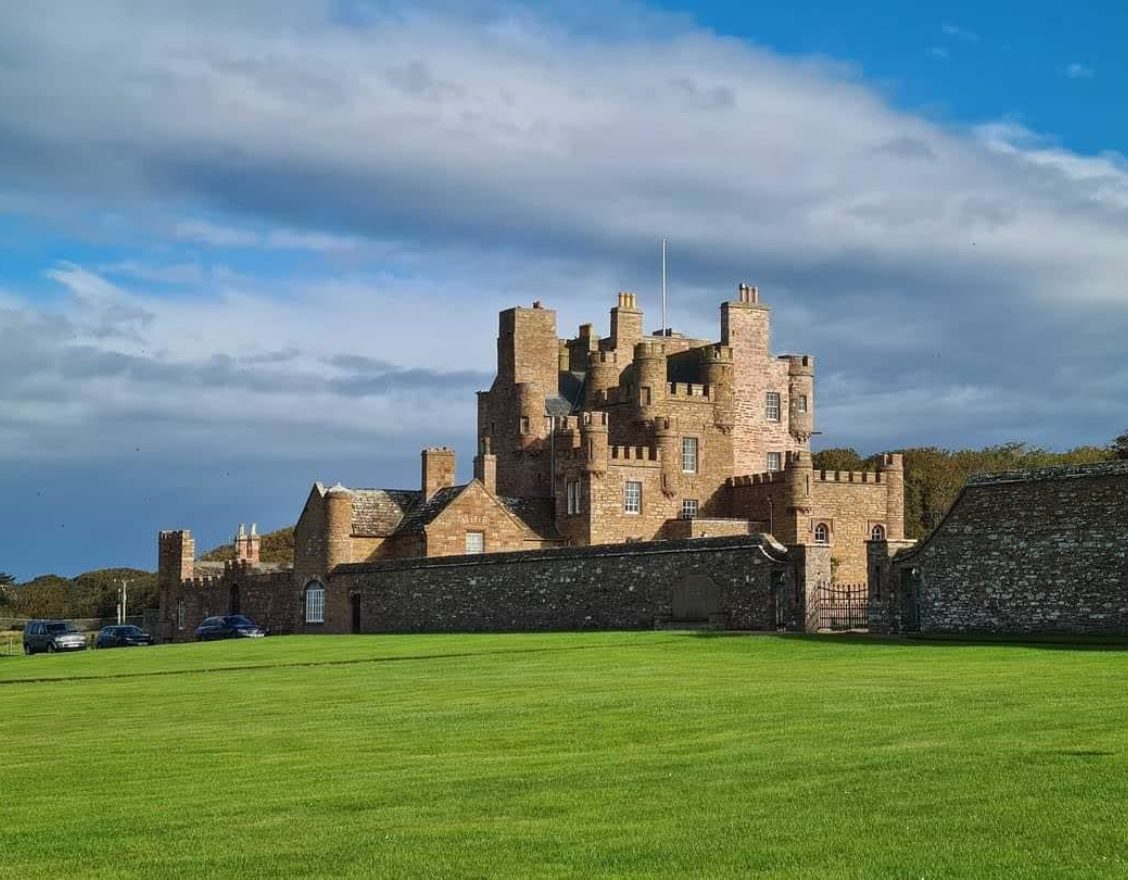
<box><xmin>0</xmin><ymin>0</ymin><xmax>1125</xmax><ymax>575</ymax></box>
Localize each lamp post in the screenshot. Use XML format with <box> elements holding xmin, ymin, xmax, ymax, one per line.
<box><xmin>118</xmin><ymin>579</ymin><xmax>131</xmax><ymax>625</ymax></box>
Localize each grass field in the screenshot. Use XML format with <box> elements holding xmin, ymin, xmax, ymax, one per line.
<box><xmin>3</xmin><ymin>632</ymin><xmax>1128</xmax><ymax>879</ymax></box>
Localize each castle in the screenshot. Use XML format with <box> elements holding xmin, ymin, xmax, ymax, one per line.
<box><xmin>158</xmin><ymin>285</ymin><xmax>905</xmax><ymax>637</ymax></box>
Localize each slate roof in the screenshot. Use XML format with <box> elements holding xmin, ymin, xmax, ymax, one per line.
<box><xmin>391</xmin><ymin>485</ymin><xmax>464</xmax><ymax>534</ymax></box>
<box><xmin>350</xmin><ymin>489</ymin><xmax>423</xmax><ymax>537</ymax></box>
<box><xmin>498</xmin><ymin>496</ymin><xmax>560</xmax><ymax>541</ymax></box>
<box><xmin>345</xmin><ymin>483</ymin><xmax>562</xmax><ymax>542</ymax></box>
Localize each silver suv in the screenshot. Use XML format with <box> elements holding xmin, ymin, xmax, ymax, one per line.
<box><xmin>23</xmin><ymin>620</ymin><xmax>87</xmax><ymax>654</ymax></box>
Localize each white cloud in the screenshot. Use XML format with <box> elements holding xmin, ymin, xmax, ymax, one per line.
<box><xmin>927</xmin><ymin>46</ymin><xmax>950</xmax><ymax>60</ymax></box>
<box><xmin>1066</xmin><ymin>62</ymin><xmax>1094</xmax><ymax>79</ymax></box>
<box><xmin>0</xmin><ymin>1</ymin><xmax>1125</xmax><ymax>477</ymax></box>
<box><xmin>941</xmin><ymin>22</ymin><xmax>979</xmax><ymax>42</ymax></box>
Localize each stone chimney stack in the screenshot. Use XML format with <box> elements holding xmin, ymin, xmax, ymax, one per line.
<box><xmin>234</xmin><ymin>522</ymin><xmax>261</xmax><ymax>564</ymax></box>
<box><xmin>422</xmin><ymin>447</ymin><xmax>457</xmax><ymax>499</ymax></box>
<box><xmin>474</xmin><ymin>438</ymin><xmax>498</xmax><ymax>495</ymax></box>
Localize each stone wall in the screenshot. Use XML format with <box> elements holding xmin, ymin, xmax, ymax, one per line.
<box><xmin>160</xmin><ymin>561</ymin><xmax>297</xmax><ymax>642</ymax></box>
<box><xmin>881</xmin><ymin>461</ymin><xmax>1128</xmax><ymax>634</ymax></box>
<box><xmin>329</xmin><ymin>535</ymin><xmax>827</xmax><ymax>634</ymax></box>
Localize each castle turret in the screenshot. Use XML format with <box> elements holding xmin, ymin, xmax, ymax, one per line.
<box><xmin>880</xmin><ymin>453</ymin><xmax>905</xmax><ymax>540</ymax></box>
<box><xmin>786</xmin><ymin>355</ymin><xmax>815</xmax><ymax>443</ymax></box>
<box><xmin>324</xmin><ymin>483</ymin><xmax>353</xmax><ymax>571</ymax></box>
<box><xmin>610</xmin><ymin>292</ymin><xmax>643</xmax><ymax>352</ymax></box>
<box><xmin>654</xmin><ymin>415</ymin><xmax>680</xmax><ymax>497</ymax></box>
<box><xmin>580</xmin><ymin>411</ymin><xmax>608</xmax><ymax>475</ymax></box>
<box><xmin>702</xmin><ymin>344</ymin><xmax>735</xmax><ymax>431</ymax></box>
<box><xmin>586</xmin><ymin>351</ymin><xmax>619</xmax><ymax>407</ymax></box>
<box><xmin>782</xmin><ymin>450</ymin><xmax>814</xmax><ymax>545</ymax></box>
<box><xmin>515</xmin><ymin>382</ymin><xmax>546</xmax><ymax>450</ymax></box>
<box><xmin>633</xmin><ymin>340</ymin><xmax>667</xmax><ymax>418</ymax></box>
<box><xmin>158</xmin><ymin>529</ymin><xmax>195</xmax><ymax>589</ymax></box>
<box><xmin>721</xmin><ymin>283</ymin><xmax>775</xmax><ymax>475</ymax></box>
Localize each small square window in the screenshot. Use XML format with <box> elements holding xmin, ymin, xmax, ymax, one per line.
<box><xmin>465</xmin><ymin>532</ymin><xmax>485</xmax><ymax>554</ymax></box>
<box><xmin>681</xmin><ymin>437</ymin><xmax>698</xmax><ymax>473</ymax></box>
<box><xmin>765</xmin><ymin>392</ymin><xmax>781</xmax><ymax>422</ymax></box>
<box><xmin>624</xmin><ymin>481</ymin><xmax>642</xmax><ymax>514</ymax></box>
<box><xmin>681</xmin><ymin>499</ymin><xmax>698</xmax><ymax>519</ymax></box>
<box><xmin>766</xmin><ymin>452</ymin><xmax>782</xmax><ymax>472</ymax></box>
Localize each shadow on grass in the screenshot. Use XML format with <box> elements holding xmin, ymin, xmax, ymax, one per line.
<box><xmin>0</xmin><ymin>636</ymin><xmax>687</xmax><ymax>687</ymax></box>
<box><xmin>687</xmin><ymin>630</ymin><xmax>1128</xmax><ymax>652</ymax></box>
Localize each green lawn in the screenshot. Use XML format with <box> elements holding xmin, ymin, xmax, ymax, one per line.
<box><xmin>2</xmin><ymin>632</ymin><xmax>1128</xmax><ymax>879</ymax></box>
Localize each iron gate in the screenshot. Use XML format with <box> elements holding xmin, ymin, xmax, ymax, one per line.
<box><xmin>813</xmin><ymin>582</ymin><xmax>871</xmax><ymax>632</ymax></box>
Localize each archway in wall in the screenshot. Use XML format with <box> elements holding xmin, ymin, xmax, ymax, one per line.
<box><xmin>670</xmin><ymin>574</ymin><xmax>722</xmax><ymax>621</ymax></box>
<box><xmin>229</xmin><ymin>584</ymin><xmax>240</xmax><ymax>615</ymax></box>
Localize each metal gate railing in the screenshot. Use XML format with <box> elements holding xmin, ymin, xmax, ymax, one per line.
<box><xmin>812</xmin><ymin>582</ymin><xmax>871</xmax><ymax>632</ymax></box>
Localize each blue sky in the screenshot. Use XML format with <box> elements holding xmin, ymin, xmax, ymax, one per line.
<box><xmin>1</xmin><ymin>0</ymin><xmax>1126</xmax><ymax>579</ymax></box>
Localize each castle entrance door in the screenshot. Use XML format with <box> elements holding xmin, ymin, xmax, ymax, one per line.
<box><xmin>671</xmin><ymin>574</ymin><xmax>722</xmax><ymax>621</ymax></box>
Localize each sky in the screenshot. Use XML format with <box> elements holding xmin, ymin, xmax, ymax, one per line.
<box><xmin>1</xmin><ymin>0</ymin><xmax>1126</xmax><ymax>579</ymax></box>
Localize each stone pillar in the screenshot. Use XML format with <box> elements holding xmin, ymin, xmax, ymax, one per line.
<box><xmin>867</xmin><ymin>538</ymin><xmax>917</xmax><ymax>633</ymax></box>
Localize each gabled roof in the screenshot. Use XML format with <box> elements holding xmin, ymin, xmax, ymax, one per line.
<box><xmin>350</xmin><ymin>489</ymin><xmax>422</xmax><ymax>537</ymax></box>
<box><xmin>392</xmin><ymin>485</ymin><xmax>464</xmax><ymax>534</ymax></box>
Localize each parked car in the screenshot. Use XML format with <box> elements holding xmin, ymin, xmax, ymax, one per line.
<box><xmin>95</xmin><ymin>625</ymin><xmax>155</xmax><ymax>649</ymax></box>
<box><xmin>23</xmin><ymin>619</ymin><xmax>87</xmax><ymax>654</ymax></box>
<box><xmin>195</xmin><ymin>615</ymin><xmax>267</xmax><ymax>641</ymax></box>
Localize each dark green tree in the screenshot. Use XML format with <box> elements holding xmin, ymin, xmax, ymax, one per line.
<box><xmin>1114</xmin><ymin>429</ymin><xmax>1128</xmax><ymax>460</ymax></box>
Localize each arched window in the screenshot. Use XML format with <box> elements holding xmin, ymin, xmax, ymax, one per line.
<box><xmin>870</xmin><ymin>524</ymin><xmax>886</xmax><ymax>541</ymax></box>
<box><xmin>229</xmin><ymin>584</ymin><xmax>240</xmax><ymax>614</ymax></box>
<box><xmin>305</xmin><ymin>581</ymin><xmax>325</xmax><ymax>624</ymax></box>
<box><xmin>814</xmin><ymin>523</ymin><xmax>830</xmax><ymax>545</ymax></box>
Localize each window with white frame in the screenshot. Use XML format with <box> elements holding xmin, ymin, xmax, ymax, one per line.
<box><xmin>566</xmin><ymin>481</ymin><xmax>582</xmax><ymax>515</ymax></box>
<box><xmin>796</xmin><ymin>394</ymin><xmax>808</xmax><ymax>414</ymax></box>
<box><xmin>176</xmin><ymin>600</ymin><xmax>185</xmax><ymax>631</ymax></box>
<box><xmin>814</xmin><ymin>523</ymin><xmax>830</xmax><ymax>545</ymax></box>
<box><xmin>305</xmin><ymin>581</ymin><xmax>325</xmax><ymax>624</ymax></box>
<box><xmin>766</xmin><ymin>452</ymin><xmax>782</xmax><ymax>472</ymax></box>
<box><xmin>765</xmin><ymin>391</ymin><xmax>781</xmax><ymax>422</ymax></box>
<box><xmin>870</xmin><ymin>523</ymin><xmax>886</xmax><ymax>541</ymax></box>
<box><xmin>624</xmin><ymin>481</ymin><xmax>642</xmax><ymax>514</ymax></box>
<box><xmin>681</xmin><ymin>437</ymin><xmax>698</xmax><ymax>473</ymax></box>
<box><xmin>681</xmin><ymin>498</ymin><xmax>699</xmax><ymax>520</ymax></box>
<box><xmin>465</xmin><ymin>531</ymin><xmax>485</xmax><ymax>554</ymax></box>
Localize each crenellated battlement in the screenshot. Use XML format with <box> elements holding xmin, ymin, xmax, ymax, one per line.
<box><xmin>633</xmin><ymin>340</ymin><xmax>665</xmax><ymax>360</ymax></box>
<box><xmin>666</xmin><ymin>382</ymin><xmax>711</xmax><ymax>399</ymax></box>
<box><xmin>728</xmin><ymin>471</ymin><xmax>787</xmax><ymax>487</ymax></box>
<box><xmin>815</xmin><ymin>469</ymin><xmax>886</xmax><ymax>485</ymax></box>
<box><xmin>782</xmin><ymin>354</ymin><xmax>814</xmax><ymax>375</ymax></box>
<box><xmin>702</xmin><ymin>343</ymin><xmax>733</xmax><ymax>364</ymax></box>
<box><xmin>610</xmin><ymin>445</ymin><xmax>661</xmax><ymax>464</ymax></box>
<box><xmin>581</xmin><ymin>410</ymin><xmax>609</xmax><ymax>429</ymax></box>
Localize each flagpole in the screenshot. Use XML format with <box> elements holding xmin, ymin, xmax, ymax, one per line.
<box><xmin>661</xmin><ymin>238</ymin><xmax>668</xmax><ymax>336</ymax></box>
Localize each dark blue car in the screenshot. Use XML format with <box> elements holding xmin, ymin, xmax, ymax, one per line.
<box><xmin>95</xmin><ymin>625</ymin><xmax>155</xmax><ymax>649</ymax></box>
<box><xmin>195</xmin><ymin>615</ymin><xmax>267</xmax><ymax>641</ymax></box>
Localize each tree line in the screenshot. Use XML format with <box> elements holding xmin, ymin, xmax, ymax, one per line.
<box><xmin>813</xmin><ymin>436</ymin><xmax>1123</xmax><ymax>539</ymax></box>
